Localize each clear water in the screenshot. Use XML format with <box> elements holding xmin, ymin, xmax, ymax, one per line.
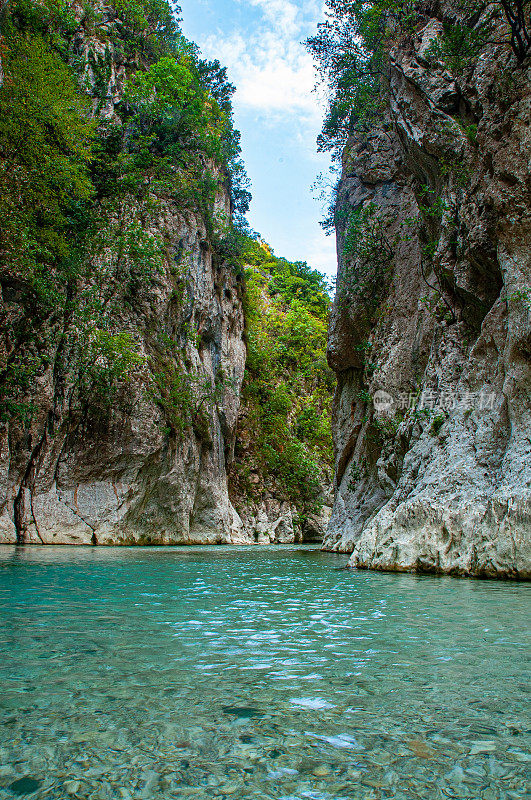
<box><xmin>0</xmin><ymin>545</ymin><xmax>529</xmax><ymax>800</ymax></box>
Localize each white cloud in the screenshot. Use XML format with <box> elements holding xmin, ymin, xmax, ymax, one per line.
<box><xmin>248</xmin><ymin>0</ymin><xmax>301</xmax><ymax>37</ymax></box>
<box><xmin>181</xmin><ymin>0</ymin><xmax>337</xmax><ymax>278</ymax></box>
<box><xmin>305</xmin><ymin>230</ymin><xmax>337</xmax><ymax>277</ymax></box>
<box><xmin>199</xmin><ymin>1</ymin><xmax>325</xmax><ymax>121</ymax></box>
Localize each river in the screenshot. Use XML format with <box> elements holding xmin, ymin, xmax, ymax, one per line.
<box><xmin>0</xmin><ymin>545</ymin><xmax>529</xmax><ymax>799</ymax></box>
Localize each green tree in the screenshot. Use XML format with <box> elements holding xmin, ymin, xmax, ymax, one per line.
<box><xmin>0</xmin><ymin>31</ymin><xmax>94</xmax><ymax>286</ymax></box>
<box><xmin>306</xmin><ymin>0</ymin><xmax>412</xmax><ymax>156</ymax></box>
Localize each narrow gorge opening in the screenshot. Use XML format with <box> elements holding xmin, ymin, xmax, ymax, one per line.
<box><xmin>0</xmin><ymin>0</ymin><xmax>529</xmax><ymax>559</ymax></box>
<box><xmin>0</xmin><ymin>1</ymin><xmax>529</xmax><ymax>796</ymax></box>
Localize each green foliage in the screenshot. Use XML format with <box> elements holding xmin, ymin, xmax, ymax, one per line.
<box><xmin>502</xmin><ymin>287</ymin><xmax>531</xmax><ymax>312</ymax></box>
<box><xmin>356</xmin><ymin>389</ymin><xmax>373</xmax><ymax>404</ymax></box>
<box><xmin>119</xmin><ymin>43</ymin><xmax>249</xmax><ymax>237</ymax></box>
<box><xmin>234</xmin><ymin>238</ymin><xmax>334</xmax><ymax>518</ymax></box>
<box><xmin>0</xmin><ymin>0</ymin><xmax>333</xmax><ymax>522</ymax></box>
<box><xmin>150</xmin><ymin>361</ymin><xmax>226</xmax><ymax>440</ymax></box>
<box><xmin>465</xmin><ymin>123</ymin><xmax>478</xmax><ymax>143</ymax></box>
<box><xmin>343</xmin><ymin>203</ymin><xmax>386</xmax><ymax>262</ymax></box>
<box><xmin>89</xmin><ymin>47</ymin><xmax>113</xmax><ymax>111</ymax></box>
<box><xmin>86</xmin><ymin>207</ymin><xmax>167</xmax><ymax>311</ymax></box>
<box><xmin>340</xmin><ymin>203</ymin><xmax>394</xmax><ymax>309</ymax></box>
<box><xmin>417</xmin><ymin>185</ymin><xmax>448</xmax><ymax>225</ymax></box>
<box><xmin>125</xmin><ymin>54</ymin><xmax>202</xmax><ymax>124</ymax></box>
<box><xmin>8</xmin><ymin>0</ymin><xmax>78</xmax><ymax>42</ymax></box>
<box><xmin>110</xmin><ymin>0</ymin><xmax>182</xmax><ymax>58</ymax></box>
<box><xmin>0</xmin><ymin>352</ymin><xmax>44</xmax><ymax>424</ymax></box>
<box><xmin>426</xmin><ymin>18</ymin><xmax>492</xmax><ymax>74</ymax></box>
<box><xmin>121</xmin><ymin>49</ymin><xmax>242</xmax><ymax>220</ymax></box>
<box><xmin>78</xmin><ymin>330</ymin><xmax>145</xmax><ymax>408</ymax></box>
<box><xmin>308</xmin><ymin>0</ymin><xmax>528</xmax><ymax>251</ymax></box>
<box><xmin>0</xmin><ymin>30</ymin><xmax>94</xmax><ymax>285</ymax></box>
<box><xmin>347</xmin><ymin>458</ymin><xmax>370</xmax><ymax>490</ymax></box>
<box><xmin>430</xmin><ymin>1</ymin><xmax>531</xmax><ymax>67</ymax></box>
<box><xmin>306</xmin><ymin>0</ymin><xmax>415</xmax><ymax>156</ymax></box>
<box><xmin>112</xmin><ymin>0</ymin><xmax>175</xmax><ymax>31</ymax></box>
<box><xmin>260</xmin><ymin>438</ymin><xmax>322</xmax><ymax>510</ymax></box>
<box><xmin>411</xmin><ymin>185</ymin><xmax>459</xmax><ymax>325</ymax></box>
<box><xmin>241</xmin><ymin>237</ymin><xmax>330</xmax><ymax>316</ymax></box>
<box><xmin>431</xmin><ymin>413</ymin><xmax>446</xmax><ymax>435</ymax></box>
<box><xmin>195</xmin><ymin>59</ymin><xmax>251</xmax><ymax>224</ymax></box>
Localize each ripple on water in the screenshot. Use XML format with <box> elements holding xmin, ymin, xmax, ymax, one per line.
<box><xmin>0</xmin><ymin>544</ymin><xmax>529</xmax><ymax>800</ymax></box>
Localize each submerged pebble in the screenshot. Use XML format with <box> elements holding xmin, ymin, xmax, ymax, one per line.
<box><xmin>311</xmin><ymin>764</ymin><xmax>331</xmax><ymax>777</ymax></box>
<box><xmin>0</xmin><ymin>546</ymin><xmax>528</xmax><ymax>800</ymax></box>
<box><xmin>8</xmin><ymin>777</ymin><xmax>42</xmax><ymax>796</ymax></box>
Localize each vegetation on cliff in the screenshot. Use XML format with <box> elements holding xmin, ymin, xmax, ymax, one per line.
<box><xmin>308</xmin><ymin>1</ymin><xmax>530</xmax><ymax>160</ymax></box>
<box><xmin>0</xmin><ymin>0</ymin><xmax>249</xmax><ymax>426</ymax></box>
<box><xmin>231</xmin><ymin>238</ymin><xmax>333</xmax><ymax>523</ymax></box>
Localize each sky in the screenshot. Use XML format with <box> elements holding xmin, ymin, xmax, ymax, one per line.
<box><xmin>178</xmin><ymin>0</ymin><xmax>338</xmax><ymax>278</ymax></box>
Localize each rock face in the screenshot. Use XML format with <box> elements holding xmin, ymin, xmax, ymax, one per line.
<box><xmin>230</xmin><ymin>436</ymin><xmax>333</xmax><ymax>545</ymax></box>
<box><xmin>325</xmin><ymin>3</ymin><xmax>531</xmax><ymax>577</ymax></box>
<box><xmin>230</xmin><ymin>407</ymin><xmax>333</xmax><ymax>545</ymax></box>
<box><xmin>0</xmin><ymin>4</ymin><xmax>251</xmax><ymax>545</ymax></box>
<box><xmin>0</xmin><ymin>202</ymin><xmax>248</xmax><ymax>546</ymax></box>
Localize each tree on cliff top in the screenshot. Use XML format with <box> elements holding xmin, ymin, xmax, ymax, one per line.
<box><xmin>0</xmin><ymin>0</ymin><xmax>249</xmax><ymax>422</ymax></box>
<box><xmin>307</xmin><ymin>0</ymin><xmax>530</xmax><ymax>158</ymax></box>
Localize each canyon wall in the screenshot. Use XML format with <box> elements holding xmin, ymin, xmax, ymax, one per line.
<box><xmin>0</xmin><ymin>1</ymin><xmax>331</xmax><ymax>546</ymax></box>
<box><xmin>0</xmin><ymin>210</ymin><xmax>248</xmax><ymax>546</ymax></box>
<box><xmin>0</xmin><ymin>1</ymin><xmax>250</xmax><ymax>545</ymax></box>
<box><xmin>326</xmin><ymin>2</ymin><xmax>531</xmax><ymax>577</ymax></box>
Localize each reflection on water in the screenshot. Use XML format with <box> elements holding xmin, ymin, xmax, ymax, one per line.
<box><xmin>0</xmin><ymin>544</ymin><xmax>529</xmax><ymax>799</ymax></box>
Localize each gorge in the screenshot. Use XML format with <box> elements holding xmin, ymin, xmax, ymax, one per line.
<box><xmin>0</xmin><ymin>2</ymin><xmax>530</xmax><ymax>799</ymax></box>
<box><xmin>0</xmin><ymin>0</ymin><xmax>530</xmax><ymax>576</ymax></box>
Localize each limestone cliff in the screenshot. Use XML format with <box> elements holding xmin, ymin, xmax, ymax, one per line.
<box><xmin>0</xmin><ymin>0</ymin><xmax>248</xmax><ymax>544</ymax></box>
<box><xmin>325</xmin><ymin>2</ymin><xmax>531</xmax><ymax>577</ymax></box>
<box><xmin>1</xmin><ymin>211</ymin><xmax>247</xmax><ymax>546</ymax></box>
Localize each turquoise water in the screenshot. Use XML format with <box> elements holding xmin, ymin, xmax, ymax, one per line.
<box><xmin>0</xmin><ymin>545</ymin><xmax>529</xmax><ymax>800</ymax></box>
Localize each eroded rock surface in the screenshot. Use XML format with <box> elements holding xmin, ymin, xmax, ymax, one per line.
<box><xmin>0</xmin><ymin>6</ymin><xmax>250</xmax><ymax>545</ymax></box>
<box><xmin>0</xmin><ymin>206</ymin><xmax>248</xmax><ymax>545</ymax></box>
<box><xmin>325</xmin><ymin>2</ymin><xmax>531</xmax><ymax>577</ymax></box>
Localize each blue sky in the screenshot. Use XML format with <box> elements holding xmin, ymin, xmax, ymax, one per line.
<box><xmin>178</xmin><ymin>0</ymin><xmax>337</xmax><ymax>277</ymax></box>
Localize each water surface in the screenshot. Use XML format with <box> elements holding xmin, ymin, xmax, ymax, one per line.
<box><xmin>0</xmin><ymin>545</ymin><xmax>529</xmax><ymax>799</ymax></box>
